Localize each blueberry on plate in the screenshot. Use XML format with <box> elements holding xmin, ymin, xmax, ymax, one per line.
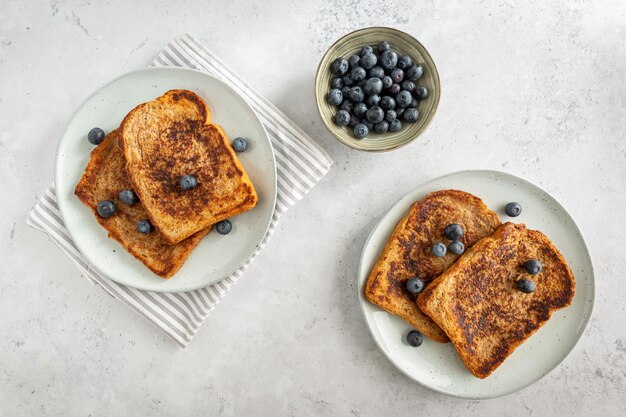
<box><xmin>137</xmin><ymin>219</ymin><xmax>153</xmax><ymax>234</ymax></box>
<box><xmin>406</xmin><ymin>330</ymin><xmax>424</xmax><ymax>347</ymax></box>
<box><xmin>216</xmin><ymin>219</ymin><xmax>233</xmax><ymax>235</ymax></box>
<box><xmin>348</xmin><ymin>54</ymin><xmax>360</xmax><ymax>68</ymax></box>
<box><xmin>118</xmin><ymin>189</ymin><xmax>138</xmax><ymax>205</ymax></box>
<box><xmin>380</xmin><ymin>96</ymin><xmax>396</xmax><ymax>110</ymax></box>
<box><xmin>395</xmin><ymin>107</ymin><xmax>405</xmax><ymax>118</ymax></box>
<box><xmin>406</xmin><ymin>277</ymin><xmax>425</xmax><ymax>294</ymax></box>
<box><xmin>340</xmin><ymin>100</ymin><xmax>354</xmax><ymax>113</ymax></box>
<box><xmin>353</xmin><ymin>123</ymin><xmax>369</xmax><ymax>139</ymax></box>
<box><xmin>431</xmin><ymin>242</ymin><xmax>447</xmax><ymax>257</ymax></box>
<box><xmin>414</xmin><ymin>86</ymin><xmax>429</xmax><ymax>100</ymax></box>
<box><xmin>334</xmin><ymin>110</ymin><xmax>351</xmax><ymax>126</ymax></box>
<box><xmin>365</xmin><ymin>94</ymin><xmax>380</xmax><ymax>107</ymax></box>
<box><xmin>366</xmin><ymin>106</ymin><xmax>384</xmax><ymax>124</ymax></box>
<box><xmin>403</xmin><ymin>108</ymin><xmax>419</xmax><ymax>123</ymax></box>
<box><xmin>341</xmin><ymin>85</ymin><xmax>351</xmax><ymax>96</ymax></box>
<box><xmin>385</xmin><ymin>109</ymin><xmax>397</xmax><ymax>122</ymax></box>
<box><xmin>354</xmin><ymin>102</ymin><xmax>368</xmax><ymax>118</ymax></box>
<box><xmin>360</xmin><ymin>53</ymin><xmax>377</xmax><ymax>69</ymax></box>
<box><xmin>342</xmin><ymin>75</ymin><xmax>354</xmax><ymax>87</ymax></box>
<box><xmin>331</xmin><ymin>57</ymin><xmax>349</xmax><ymax>75</ymax></box>
<box><xmin>327</xmin><ymin>89</ymin><xmax>343</xmax><ymax>106</ymax></box>
<box><xmin>350</xmin><ymin>66</ymin><xmax>367</xmax><ymax>82</ymax></box>
<box><xmin>232</xmin><ymin>137</ymin><xmax>248</xmax><ymax>152</ymax></box>
<box><xmin>87</xmin><ymin>127</ymin><xmax>105</xmax><ymax>145</ymax></box>
<box><xmin>382</xmin><ymin>76</ymin><xmax>393</xmax><ymax>89</ymax></box>
<box><xmin>524</xmin><ymin>259</ymin><xmax>542</xmax><ymax>275</ymax></box>
<box><xmin>409</xmin><ymin>98</ymin><xmax>418</xmax><ymax>108</ymax></box>
<box><xmin>505</xmin><ymin>202</ymin><xmax>522</xmax><ymax>217</ymax></box>
<box><xmin>97</xmin><ymin>200</ymin><xmax>116</xmax><ymax>218</ymax></box>
<box><xmin>348</xmin><ymin>114</ymin><xmax>360</xmax><ymax>127</ymax></box>
<box><xmin>401</xmin><ymin>80</ymin><xmax>415</xmax><ymax>92</ymax></box>
<box><xmin>369</xmin><ymin>66</ymin><xmax>385</xmax><ymax>79</ymax></box>
<box><xmin>397</xmin><ymin>55</ymin><xmax>413</xmax><ymax>70</ymax></box>
<box><xmin>364</xmin><ymin>77</ymin><xmax>383</xmax><ymax>95</ymax></box>
<box><xmin>360</xmin><ymin>45</ymin><xmax>374</xmax><ymax>57</ymax></box>
<box><xmin>448</xmin><ymin>240</ymin><xmax>465</xmax><ymax>255</ymax></box>
<box><xmin>406</xmin><ymin>64</ymin><xmax>424</xmax><ymax>81</ymax></box>
<box><xmin>180</xmin><ymin>174</ymin><xmax>198</xmax><ymax>191</ymax></box>
<box><xmin>380</xmin><ymin>50</ymin><xmax>398</xmax><ymax>70</ymax></box>
<box><xmin>389</xmin><ymin>118</ymin><xmax>402</xmax><ymax>132</ymax></box>
<box><xmin>330</xmin><ymin>77</ymin><xmax>343</xmax><ymax>89</ymax></box>
<box><xmin>361</xmin><ymin>120</ymin><xmax>374</xmax><ymax>131</ymax></box>
<box><xmin>348</xmin><ymin>86</ymin><xmax>365</xmax><ymax>103</ymax></box>
<box><xmin>378</xmin><ymin>40</ymin><xmax>391</xmax><ymax>53</ymax></box>
<box><xmin>444</xmin><ymin>223</ymin><xmax>463</xmax><ymax>240</ymax></box>
<box><xmin>396</xmin><ymin>90</ymin><xmax>413</xmax><ymax>108</ymax></box>
<box><xmin>374</xmin><ymin>120</ymin><xmax>389</xmax><ymax>134</ymax></box>
<box><xmin>390</xmin><ymin>68</ymin><xmax>404</xmax><ymax>83</ymax></box>
<box><xmin>389</xmin><ymin>83</ymin><xmax>401</xmax><ymax>95</ymax></box>
<box><xmin>516</xmin><ymin>279</ymin><xmax>536</xmax><ymax>293</ymax></box>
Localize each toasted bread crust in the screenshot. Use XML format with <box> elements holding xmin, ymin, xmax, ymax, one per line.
<box><xmin>119</xmin><ymin>90</ymin><xmax>258</xmax><ymax>244</ymax></box>
<box><xmin>364</xmin><ymin>190</ymin><xmax>501</xmax><ymax>342</ymax></box>
<box><xmin>417</xmin><ymin>223</ymin><xmax>575</xmax><ymax>378</ymax></box>
<box><xmin>75</xmin><ymin>130</ymin><xmax>209</xmax><ymax>278</ymax></box>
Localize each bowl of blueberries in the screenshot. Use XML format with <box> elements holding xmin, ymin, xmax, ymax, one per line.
<box><xmin>315</xmin><ymin>27</ymin><xmax>440</xmax><ymax>152</ymax></box>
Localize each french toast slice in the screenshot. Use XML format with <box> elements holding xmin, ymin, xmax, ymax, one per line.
<box><xmin>417</xmin><ymin>223</ymin><xmax>575</xmax><ymax>378</ymax></box>
<box><xmin>119</xmin><ymin>90</ymin><xmax>258</xmax><ymax>244</ymax></box>
<box><xmin>75</xmin><ymin>130</ymin><xmax>209</xmax><ymax>278</ymax></box>
<box><xmin>364</xmin><ymin>190</ymin><xmax>501</xmax><ymax>342</ymax></box>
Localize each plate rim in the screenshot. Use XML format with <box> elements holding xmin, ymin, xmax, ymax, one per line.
<box><xmin>54</xmin><ymin>66</ymin><xmax>278</xmax><ymax>292</ymax></box>
<box><xmin>356</xmin><ymin>169</ymin><xmax>595</xmax><ymax>399</ymax></box>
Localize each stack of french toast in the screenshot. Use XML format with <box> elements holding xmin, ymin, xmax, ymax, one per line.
<box><xmin>75</xmin><ymin>90</ymin><xmax>258</xmax><ymax>278</ymax></box>
<box><xmin>365</xmin><ymin>190</ymin><xmax>575</xmax><ymax>378</ymax></box>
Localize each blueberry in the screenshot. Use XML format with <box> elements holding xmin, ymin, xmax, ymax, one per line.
<box><xmin>414</xmin><ymin>86</ymin><xmax>429</xmax><ymax>100</ymax></box>
<box><xmin>137</xmin><ymin>219</ymin><xmax>153</xmax><ymax>234</ymax></box>
<box><xmin>380</xmin><ymin>96</ymin><xmax>396</xmax><ymax>110</ymax></box>
<box><xmin>389</xmin><ymin>83</ymin><xmax>401</xmax><ymax>95</ymax></box>
<box><xmin>341</xmin><ymin>86</ymin><xmax>351</xmax><ymax>96</ymax></box>
<box><xmin>505</xmin><ymin>202</ymin><xmax>522</xmax><ymax>217</ymax></box>
<box><xmin>349</xmin><ymin>114</ymin><xmax>360</xmax><ymax>127</ymax></box>
<box><xmin>364</xmin><ymin>77</ymin><xmax>383</xmax><ymax>95</ymax></box>
<box><xmin>397</xmin><ymin>55</ymin><xmax>413</xmax><ymax>70</ymax></box>
<box><xmin>180</xmin><ymin>175</ymin><xmax>197</xmax><ymax>191</ymax></box>
<box><xmin>360</xmin><ymin>53</ymin><xmax>377</xmax><ymax>69</ymax></box>
<box><xmin>330</xmin><ymin>77</ymin><xmax>343</xmax><ymax>89</ymax></box>
<box><xmin>361</xmin><ymin>120</ymin><xmax>374</xmax><ymax>131</ymax></box>
<box><xmin>216</xmin><ymin>219</ymin><xmax>233</xmax><ymax>235</ymax></box>
<box><xmin>395</xmin><ymin>107</ymin><xmax>405</xmax><ymax>118</ymax></box>
<box><xmin>524</xmin><ymin>259</ymin><xmax>542</xmax><ymax>275</ymax></box>
<box><xmin>401</xmin><ymin>80</ymin><xmax>416</xmax><ymax>92</ymax></box>
<box><xmin>444</xmin><ymin>223</ymin><xmax>464</xmax><ymax>240</ymax></box>
<box><xmin>348</xmin><ymin>54</ymin><xmax>360</xmax><ymax>68</ymax></box>
<box><xmin>516</xmin><ymin>279</ymin><xmax>536</xmax><ymax>293</ymax></box>
<box><xmin>232</xmin><ymin>137</ymin><xmax>248</xmax><ymax>152</ymax></box>
<box><xmin>448</xmin><ymin>240</ymin><xmax>465</xmax><ymax>255</ymax></box>
<box><xmin>390</xmin><ymin>68</ymin><xmax>404</xmax><ymax>83</ymax></box>
<box><xmin>353</xmin><ymin>123</ymin><xmax>369</xmax><ymax>139</ymax></box>
<box><xmin>396</xmin><ymin>90</ymin><xmax>413</xmax><ymax>108</ymax></box>
<box><xmin>365</xmin><ymin>94</ymin><xmax>380</xmax><ymax>107</ymax></box>
<box><xmin>406</xmin><ymin>64</ymin><xmax>424</xmax><ymax>81</ymax></box>
<box><xmin>327</xmin><ymin>89</ymin><xmax>343</xmax><ymax>106</ymax></box>
<box><xmin>348</xmin><ymin>86</ymin><xmax>365</xmax><ymax>103</ymax></box>
<box><xmin>409</xmin><ymin>98</ymin><xmax>418</xmax><ymax>108</ymax></box>
<box><xmin>334</xmin><ymin>110</ymin><xmax>351</xmax><ymax>126</ymax></box>
<box><xmin>340</xmin><ymin>100</ymin><xmax>354</xmax><ymax>113</ymax></box>
<box><xmin>380</xmin><ymin>50</ymin><xmax>398</xmax><ymax>70</ymax></box>
<box><xmin>118</xmin><ymin>189</ymin><xmax>138</xmax><ymax>205</ymax></box>
<box><xmin>369</xmin><ymin>66</ymin><xmax>385</xmax><ymax>79</ymax></box>
<box><xmin>350</xmin><ymin>66</ymin><xmax>367</xmax><ymax>82</ymax></box>
<box><xmin>431</xmin><ymin>242</ymin><xmax>447</xmax><ymax>257</ymax></box>
<box><xmin>354</xmin><ymin>102</ymin><xmax>368</xmax><ymax>118</ymax></box>
<box><xmin>382</xmin><ymin>76</ymin><xmax>393</xmax><ymax>89</ymax></box>
<box><xmin>389</xmin><ymin>118</ymin><xmax>402</xmax><ymax>132</ymax></box>
<box><xmin>97</xmin><ymin>200</ymin><xmax>116</xmax><ymax>218</ymax></box>
<box><xmin>374</xmin><ymin>121</ymin><xmax>389</xmax><ymax>134</ymax></box>
<box><xmin>403</xmin><ymin>108</ymin><xmax>419</xmax><ymax>123</ymax></box>
<box><xmin>366</xmin><ymin>106</ymin><xmax>384</xmax><ymax>124</ymax></box>
<box><xmin>406</xmin><ymin>330</ymin><xmax>424</xmax><ymax>347</ymax></box>
<box><xmin>356</xmin><ymin>79</ymin><xmax>366</xmax><ymax>87</ymax></box>
<box><xmin>342</xmin><ymin>75</ymin><xmax>354</xmax><ymax>87</ymax></box>
<box><xmin>331</xmin><ymin>57</ymin><xmax>349</xmax><ymax>75</ymax></box>
<box><xmin>385</xmin><ymin>109</ymin><xmax>397</xmax><ymax>122</ymax></box>
<box><xmin>406</xmin><ymin>277</ymin><xmax>425</xmax><ymax>294</ymax></box>
<box><xmin>87</xmin><ymin>127</ymin><xmax>105</xmax><ymax>145</ymax></box>
<box><xmin>378</xmin><ymin>40</ymin><xmax>391</xmax><ymax>53</ymax></box>
<box><xmin>360</xmin><ymin>45</ymin><xmax>374</xmax><ymax>57</ymax></box>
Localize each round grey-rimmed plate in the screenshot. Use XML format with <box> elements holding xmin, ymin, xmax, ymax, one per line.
<box><xmin>357</xmin><ymin>170</ymin><xmax>594</xmax><ymax>398</ymax></box>
<box><xmin>55</xmin><ymin>67</ymin><xmax>277</xmax><ymax>292</ymax></box>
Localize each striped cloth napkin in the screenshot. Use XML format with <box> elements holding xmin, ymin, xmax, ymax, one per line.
<box><xmin>27</xmin><ymin>34</ymin><xmax>333</xmax><ymax>347</ymax></box>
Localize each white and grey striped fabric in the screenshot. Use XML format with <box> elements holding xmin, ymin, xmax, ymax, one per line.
<box><xmin>27</xmin><ymin>34</ymin><xmax>333</xmax><ymax>348</ymax></box>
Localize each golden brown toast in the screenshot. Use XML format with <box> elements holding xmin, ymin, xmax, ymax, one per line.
<box><xmin>364</xmin><ymin>190</ymin><xmax>501</xmax><ymax>342</ymax></box>
<box><xmin>417</xmin><ymin>223</ymin><xmax>575</xmax><ymax>378</ymax></box>
<box><xmin>119</xmin><ymin>90</ymin><xmax>258</xmax><ymax>244</ymax></box>
<box><xmin>75</xmin><ymin>130</ymin><xmax>209</xmax><ymax>278</ymax></box>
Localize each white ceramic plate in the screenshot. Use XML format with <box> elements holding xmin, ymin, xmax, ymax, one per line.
<box><xmin>357</xmin><ymin>170</ymin><xmax>594</xmax><ymax>399</ymax></box>
<box><xmin>55</xmin><ymin>67</ymin><xmax>277</xmax><ymax>292</ymax></box>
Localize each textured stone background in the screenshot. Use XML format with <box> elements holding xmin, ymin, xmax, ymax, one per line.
<box><xmin>1</xmin><ymin>0</ymin><xmax>625</xmax><ymax>415</ymax></box>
